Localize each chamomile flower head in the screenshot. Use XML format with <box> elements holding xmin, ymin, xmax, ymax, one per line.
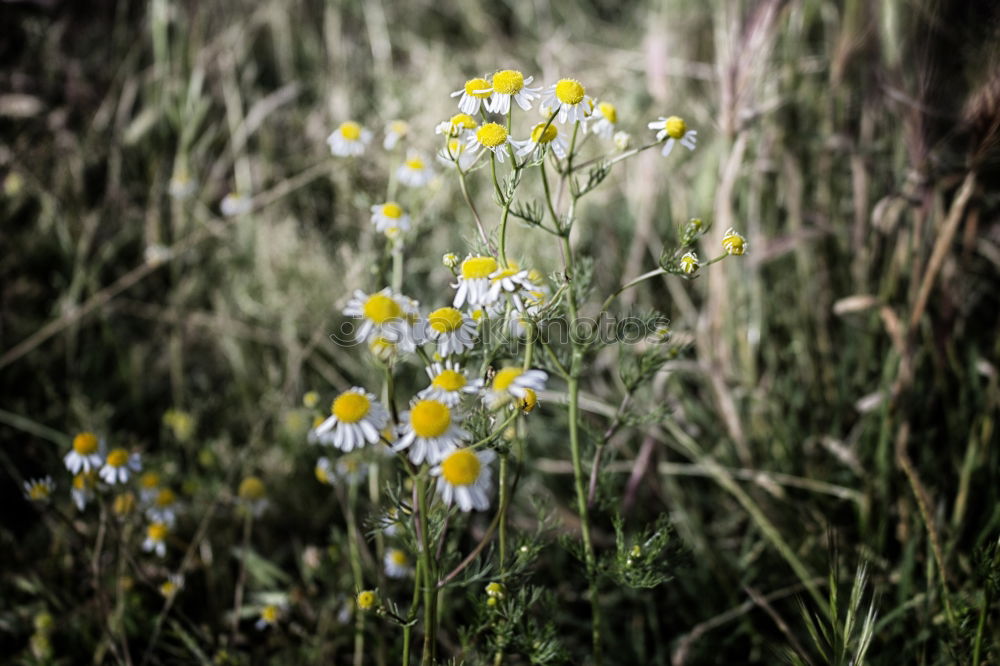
<box><xmin>722</xmin><ymin>228</ymin><xmax>747</xmax><ymax>256</ymax></box>
<box><xmin>314</xmin><ymin>456</ymin><xmax>335</xmax><ymax>485</ymax></box>
<box><xmin>335</xmin><ymin>455</ymin><xmax>369</xmax><ymax>485</ymax></box>
<box><xmin>394</xmin><ymin>397</ymin><xmax>469</xmax><ymax>465</ymax></box>
<box><xmin>468</xmin><ymin>123</ymin><xmax>512</xmax><ymax>163</ymax></box>
<box><xmin>383</xmin><ymin>119</ymin><xmax>409</xmax><ymax>150</ymax></box>
<box><xmin>419</xmin><ymin>361</ymin><xmax>482</xmax><ymax>405</ymax></box>
<box><xmin>159</xmin><ymin>573</ymin><xmax>184</xmax><ymax>599</ymax></box>
<box><xmin>168</xmin><ymin>165</ymin><xmax>196</xmax><ymax>200</ymax></box>
<box><xmin>435</xmin><ymin>113</ymin><xmax>478</xmax><ymax>138</ymax></box>
<box><xmin>648</xmin><ymin>116</ymin><xmax>698</xmax><ymax>157</ymax></box>
<box><xmin>220</xmin><ymin>192</ymin><xmax>252</xmax><ymax>217</ymax></box>
<box><xmin>451</xmin><ymin>76</ymin><xmax>492</xmax><ymax>114</ymax></box>
<box><xmin>311</xmin><ymin>387</ymin><xmax>390</xmax><ymax>452</ymax></box>
<box><xmin>437</xmin><ymin>137</ymin><xmax>479</xmax><ymax>170</ymax></box>
<box><xmin>370</xmin><ymin>202</ymin><xmax>411</xmax><ymax>234</ymax></box>
<box><xmin>488</xmin><ymin>263</ymin><xmax>539</xmax><ymax>307</ymax></box>
<box><xmin>147</xmin><ymin>487</ymin><xmax>180</xmax><ymax>527</ymax></box>
<box><xmin>23</xmin><ymin>476</ymin><xmax>54</xmax><ymax>503</ymax></box>
<box><xmin>483</xmin><ymin>367</ymin><xmax>548</xmax><ymax>410</ymax></box>
<box><xmin>542</xmin><ymin>78</ymin><xmax>592</xmax><ymax>125</ymax></box>
<box><xmin>588</xmin><ymin>101</ymin><xmax>618</xmax><ymax>138</ymax></box>
<box><xmin>71</xmin><ymin>471</ymin><xmax>97</xmax><ymax>511</ymax></box>
<box><xmin>99</xmin><ymin>448</ymin><xmax>141</xmax><ymax>485</ymax></box>
<box><xmin>65</xmin><ymin>432</ymin><xmax>104</xmax><ymax>475</ymax></box>
<box><xmin>138</xmin><ymin>471</ymin><xmax>161</xmax><ymax>502</ymax></box>
<box><xmin>485</xmin><ymin>581</ymin><xmax>506</xmax><ymax>600</ymax></box>
<box><xmin>484</xmin><ymin>69</ymin><xmax>541</xmax><ymax>114</ymax></box>
<box><xmin>255</xmin><ymin>604</ymin><xmax>282</xmax><ymax>630</ymax></box>
<box><xmin>424</xmin><ymin>307</ymin><xmax>477</xmax><ymax>357</ymax></box>
<box><xmin>343</xmin><ymin>288</ymin><xmax>420</xmax><ymax>349</ymax></box>
<box><xmin>238</xmin><ymin>476</ymin><xmax>269</xmax><ymax>516</ymax></box>
<box><xmin>442</xmin><ymin>252</ymin><xmax>460</xmax><ymax>269</ymax></box>
<box><xmin>513</xmin><ymin>121</ymin><xmax>569</xmax><ymax>161</ymax></box>
<box><xmin>356</xmin><ymin>590</ymin><xmax>377</xmax><ymax>611</ymax></box>
<box><xmin>113</xmin><ymin>492</ymin><xmax>137</xmax><ymax>517</ymax></box>
<box><xmin>679</xmin><ymin>251</ymin><xmax>699</xmax><ymax>274</ymax></box>
<box><xmin>327</xmin><ymin>121</ymin><xmax>372</xmax><ymax>157</ymax></box>
<box><xmin>613</xmin><ymin>130</ymin><xmax>632</xmax><ymax>152</ymax></box>
<box><xmin>142</xmin><ymin>522</ymin><xmax>169</xmax><ymax>558</ymax></box>
<box><xmin>383</xmin><ymin>548</ymin><xmax>413</xmax><ymax>579</ymax></box>
<box><xmin>396</xmin><ymin>151</ymin><xmax>434</xmax><ymax>188</ymax></box>
<box><xmin>431</xmin><ymin>448</ymin><xmax>496</xmax><ymax>512</ymax></box>
<box><xmin>453</xmin><ymin>255</ymin><xmax>500</xmax><ymax>308</ymax></box>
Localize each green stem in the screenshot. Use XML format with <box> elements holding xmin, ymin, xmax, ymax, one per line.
<box><xmin>347</xmin><ymin>481</ymin><xmax>366</xmax><ymax>666</ymax></box>
<box><xmin>417</xmin><ymin>475</ymin><xmax>436</xmax><ymax>664</ymax></box>
<box><xmin>402</xmin><ymin>558</ymin><xmax>422</xmax><ymax>666</ymax></box>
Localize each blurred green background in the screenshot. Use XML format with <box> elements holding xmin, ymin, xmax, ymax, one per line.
<box><xmin>2</xmin><ymin>0</ymin><xmax>999</xmax><ymax>663</ymax></box>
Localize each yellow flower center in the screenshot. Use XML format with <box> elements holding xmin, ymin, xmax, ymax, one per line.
<box><xmin>428</xmin><ymin>307</ymin><xmax>464</xmax><ymax>333</ymax></box>
<box><xmin>461</xmin><ymin>256</ymin><xmax>498</xmax><ymax>279</ymax></box>
<box><xmin>380</xmin><ymin>202</ymin><xmax>403</xmax><ymax>219</ymax></box>
<box><xmin>147</xmin><ymin>522</ymin><xmax>168</xmax><ymax>541</ymax></box>
<box><xmin>463</xmin><ymin>77</ymin><xmax>492</xmax><ymax>99</ymax></box>
<box><xmin>339</xmin><ymin>121</ymin><xmax>362</xmax><ymax>140</ymax></box>
<box><xmin>440</xmin><ymin>449</ymin><xmax>480</xmax><ymax>486</ymax></box>
<box><xmin>155</xmin><ymin>488</ymin><xmax>176</xmax><ymax>507</ymax></box>
<box><xmin>315</xmin><ymin>463</ymin><xmax>331</xmax><ymax>484</ymax></box>
<box><xmin>432</xmin><ymin>369</ymin><xmax>467</xmax><ymax>391</ymax></box>
<box><xmin>390</xmin><ymin>549</ymin><xmax>409</xmax><ymax>566</ymax></box>
<box><xmin>476</xmin><ymin>123</ymin><xmax>508</xmax><ymax>148</ymax></box>
<box><xmin>113</xmin><ymin>493</ymin><xmax>136</xmax><ymax>515</ymax></box>
<box><xmin>404</xmin><ymin>155</ymin><xmax>425</xmax><ymax>170</ymax></box>
<box><xmin>73</xmin><ymin>472</ymin><xmax>96</xmax><ymax>490</ymax></box>
<box><xmin>519</xmin><ymin>389</ymin><xmax>538</xmax><ymax>413</ymax></box>
<box><xmin>530</xmin><ymin>123</ymin><xmax>558</xmax><ymax>144</ymax></box>
<box><xmin>303</xmin><ymin>391</ymin><xmax>319</xmax><ymax>408</ymax></box>
<box><xmin>598</xmin><ymin>102</ymin><xmax>617</xmax><ymax>123</ymax></box>
<box><xmin>357</xmin><ymin>590</ymin><xmax>376</xmax><ymax>610</ymax></box>
<box><xmin>261</xmin><ymin>605</ymin><xmax>279</xmax><ymax>623</ymax></box>
<box><xmin>409</xmin><ymin>399</ymin><xmax>451</xmax><ymax>438</ymax></box>
<box><xmin>492</xmin><ymin>367</ymin><xmax>523</xmax><ymax>391</ymax></box>
<box><xmin>73</xmin><ymin>433</ymin><xmax>99</xmax><ymax>455</ymax></box>
<box><xmin>332</xmin><ymin>392</ymin><xmax>371</xmax><ymax>423</ymax></box>
<box><xmin>555</xmin><ymin>79</ymin><xmax>585</xmax><ymax>105</ymax></box>
<box><xmin>447</xmin><ymin>138</ymin><xmax>463</xmax><ymax>155</ymax></box>
<box><xmin>491</xmin><ymin>267</ymin><xmax>520</xmax><ymax>282</ymax></box>
<box><xmin>723</xmin><ymin>232</ymin><xmax>746</xmax><ymax>255</ymax></box>
<box><xmin>492</xmin><ymin>69</ymin><xmax>524</xmax><ymax>94</ymax></box>
<box><xmin>450</xmin><ymin>113</ymin><xmax>477</xmax><ymax>130</ymax></box>
<box><xmin>106</xmin><ymin>449</ymin><xmax>129</xmax><ymax>468</ymax></box>
<box><xmin>389</xmin><ymin>120</ymin><xmax>408</xmax><ymax>134</ymax></box>
<box><xmin>363</xmin><ymin>293</ymin><xmax>402</xmax><ymax>324</ymax></box>
<box><xmin>664</xmin><ymin>116</ymin><xmax>687</xmax><ymax>140</ymax></box>
<box><xmin>238</xmin><ymin>476</ymin><xmax>266</xmax><ymax>501</ymax></box>
<box><xmin>28</xmin><ymin>482</ymin><xmax>51</xmax><ymax>500</ymax></box>
<box><xmin>160</xmin><ymin>581</ymin><xmax>178</xmax><ymax>597</ymax></box>
<box><xmin>140</xmin><ymin>472</ymin><xmax>159</xmax><ymax>489</ymax></box>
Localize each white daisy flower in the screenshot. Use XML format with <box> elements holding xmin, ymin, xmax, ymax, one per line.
<box><xmin>220</xmin><ymin>192</ymin><xmax>252</xmax><ymax>217</ymax></box>
<box><xmin>159</xmin><ymin>573</ymin><xmax>184</xmax><ymax>599</ymax></box>
<box><xmin>311</xmin><ymin>387</ymin><xmax>390</xmax><ymax>451</ymax></box>
<box><xmin>483</xmin><ymin>367</ymin><xmax>548</xmax><ymax>410</ymax></box>
<box><xmin>396</xmin><ymin>151</ymin><xmax>433</xmax><ymax>188</ymax></box>
<box><xmin>64</xmin><ymin>432</ymin><xmax>104</xmax><ymax>475</ymax></box>
<box><xmin>314</xmin><ymin>456</ymin><xmax>335</xmax><ymax>485</ymax></box>
<box><xmin>453</xmin><ymin>256</ymin><xmax>500</xmax><ymax>308</ymax></box>
<box><xmin>587</xmin><ymin>101</ymin><xmax>618</xmax><ymax>138</ymax></box>
<box><xmin>238</xmin><ymin>476</ymin><xmax>269</xmax><ymax>517</ymax></box>
<box><xmin>138</xmin><ymin>471</ymin><xmax>161</xmax><ymax>503</ymax></box>
<box><xmin>431</xmin><ymin>448</ymin><xmax>495</xmax><ymax>512</ymax></box>
<box><xmin>99</xmin><ymin>448</ymin><xmax>141</xmax><ymax>485</ymax></box>
<box><xmin>722</xmin><ymin>228</ymin><xmax>747</xmax><ymax>256</ymax></box>
<box><xmin>541</xmin><ymin>78</ymin><xmax>592</xmax><ymax>125</ymax></box>
<box><xmin>437</xmin><ymin>137</ymin><xmax>479</xmax><ymax>171</ymax></box>
<box><xmin>327</xmin><ymin>120</ymin><xmax>372</xmax><ymax>157</ymax></box>
<box><xmin>419</xmin><ymin>361</ymin><xmax>482</xmax><ymax>405</ymax></box>
<box><xmin>383</xmin><ymin>119</ymin><xmax>409</xmax><ymax>150</ymax></box>
<box><xmin>71</xmin><ymin>471</ymin><xmax>97</xmax><ymax>511</ymax></box>
<box><xmin>508</xmin><ymin>283</ymin><xmax>548</xmax><ymax>337</ymax></box>
<box><xmin>343</xmin><ymin>288</ymin><xmax>419</xmax><ymax>349</ymax></box>
<box><xmin>168</xmin><ymin>166</ymin><xmax>196</xmax><ymax>200</ymax></box>
<box><xmin>679</xmin><ymin>251</ymin><xmax>699</xmax><ymax>274</ymax></box>
<box><xmin>23</xmin><ymin>476</ymin><xmax>54</xmax><ymax>502</ymax></box>
<box><xmin>435</xmin><ymin>113</ymin><xmax>478</xmax><ymax>139</ymax></box>
<box><xmin>484</xmin><ymin>69</ymin><xmax>541</xmax><ymax>114</ymax></box>
<box><xmin>394</xmin><ymin>398</ymin><xmax>469</xmax><ymax>465</ymax></box>
<box><xmin>450</xmin><ymin>76</ymin><xmax>492</xmax><ymax>115</ymax></box>
<box><xmin>488</xmin><ymin>264</ymin><xmax>539</xmax><ymax>307</ymax></box>
<box><xmin>513</xmin><ymin>121</ymin><xmax>569</xmax><ymax>161</ymax></box>
<box><xmin>383</xmin><ymin>548</ymin><xmax>413</xmax><ymax>579</ymax></box>
<box><xmin>648</xmin><ymin>116</ymin><xmax>697</xmax><ymax>157</ymax></box>
<box><xmin>336</xmin><ymin>455</ymin><xmax>368</xmax><ymax>485</ymax></box>
<box><xmin>142</xmin><ymin>522</ymin><xmax>169</xmax><ymax>558</ymax></box>
<box><xmin>370</xmin><ymin>202</ymin><xmax>411</xmax><ymax>234</ymax></box>
<box><xmin>467</xmin><ymin>123</ymin><xmax>512</xmax><ymax>163</ymax></box>
<box><xmin>147</xmin><ymin>487</ymin><xmax>180</xmax><ymax>527</ymax></box>
<box><xmin>424</xmin><ymin>307</ymin><xmax>477</xmax><ymax>357</ymax></box>
<box><xmin>255</xmin><ymin>603</ymin><xmax>283</xmax><ymax>630</ymax></box>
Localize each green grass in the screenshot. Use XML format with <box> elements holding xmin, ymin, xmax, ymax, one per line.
<box><xmin>2</xmin><ymin>0</ymin><xmax>999</xmax><ymax>664</ymax></box>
